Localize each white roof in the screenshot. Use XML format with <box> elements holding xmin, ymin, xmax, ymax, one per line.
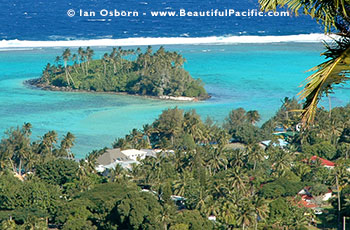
<box><xmin>121</xmin><ymin>149</ymin><xmax>147</xmax><ymax>156</ymax></box>
<box><xmin>261</xmin><ymin>139</ymin><xmax>288</xmax><ymax>147</ymax></box>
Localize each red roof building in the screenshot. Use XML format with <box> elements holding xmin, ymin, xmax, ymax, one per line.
<box><xmin>303</xmin><ymin>156</ymin><xmax>335</xmax><ymax>168</ymax></box>
<box><xmin>310</xmin><ymin>156</ymin><xmax>335</xmax><ymax>167</ymax></box>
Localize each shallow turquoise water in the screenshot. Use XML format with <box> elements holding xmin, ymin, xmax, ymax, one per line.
<box><xmin>1</xmin><ymin>43</ymin><xmax>347</xmax><ymax>157</ymax></box>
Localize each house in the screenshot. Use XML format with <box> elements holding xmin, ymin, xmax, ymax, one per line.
<box><xmin>274</xmin><ymin>126</ymin><xmax>286</xmax><ymax>133</ymax></box>
<box><xmin>298</xmin><ymin>186</ymin><xmax>311</xmax><ymax>196</ymax></box>
<box><xmin>322</xmin><ymin>190</ymin><xmax>333</xmax><ymax>201</ymax></box>
<box><xmin>298</xmin><ymin>186</ymin><xmax>333</xmax><ymax>202</ymax></box>
<box><xmin>96</xmin><ymin>148</ymin><xmax>129</xmax><ymax>165</ymax></box>
<box><xmin>140</xmin><ymin>149</ymin><xmax>158</xmax><ymax>158</ymax></box>
<box><xmin>297</xmin><ymin>186</ymin><xmax>333</xmax><ymax>214</ymax></box>
<box><xmin>171</xmin><ymin>195</ymin><xmax>186</xmax><ymax>210</ymax></box>
<box><xmin>304</xmin><ymin>156</ymin><xmax>335</xmax><ymax>169</ymax></box>
<box><xmin>299</xmin><ymin>195</ymin><xmax>318</xmax><ymax>209</ymax></box>
<box><xmin>260</xmin><ymin>139</ymin><xmax>288</xmax><ymax>149</ymax></box>
<box><xmin>95</xmin><ymin>148</ymin><xmax>159</xmax><ymax>172</ymax></box>
<box><xmin>121</xmin><ymin>149</ymin><xmax>148</xmax><ymax>161</ymax></box>
<box><xmin>297</xmin><ymin>187</ymin><xmax>319</xmax><ymax>209</ymax></box>
<box><xmin>96</xmin><ymin>148</ymin><xmax>129</xmax><ymax>172</ymax></box>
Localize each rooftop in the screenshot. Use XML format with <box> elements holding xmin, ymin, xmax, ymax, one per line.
<box><xmin>96</xmin><ymin>148</ymin><xmax>129</xmax><ymax>166</ymax></box>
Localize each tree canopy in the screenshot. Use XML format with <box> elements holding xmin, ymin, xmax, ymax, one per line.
<box><xmin>36</xmin><ymin>46</ymin><xmax>208</xmax><ymax>99</ymax></box>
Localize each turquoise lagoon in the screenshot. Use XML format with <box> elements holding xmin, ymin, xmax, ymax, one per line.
<box><xmin>0</xmin><ymin>43</ymin><xmax>347</xmax><ymax>157</ymax></box>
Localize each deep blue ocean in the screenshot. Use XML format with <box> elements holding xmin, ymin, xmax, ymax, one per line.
<box><xmin>0</xmin><ymin>0</ymin><xmax>321</xmax><ymax>40</ymax></box>
<box><xmin>0</xmin><ymin>1</ymin><xmax>341</xmax><ymax>157</ymax></box>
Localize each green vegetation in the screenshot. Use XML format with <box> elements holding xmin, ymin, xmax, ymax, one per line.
<box><xmin>35</xmin><ymin>46</ymin><xmax>208</xmax><ymax>99</ymax></box>
<box><xmin>2</xmin><ymin>98</ymin><xmax>350</xmax><ymax>229</ymax></box>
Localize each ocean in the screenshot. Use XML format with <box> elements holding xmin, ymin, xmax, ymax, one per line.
<box><xmin>0</xmin><ymin>1</ymin><xmax>346</xmax><ymax>157</ymax></box>
<box><xmin>1</xmin><ymin>0</ymin><xmax>321</xmax><ymax>40</ymax></box>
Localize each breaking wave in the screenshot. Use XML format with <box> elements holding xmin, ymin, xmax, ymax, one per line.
<box><xmin>0</xmin><ymin>33</ymin><xmax>336</xmax><ymax>48</ymax></box>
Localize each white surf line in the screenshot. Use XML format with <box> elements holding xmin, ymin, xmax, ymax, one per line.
<box><xmin>0</xmin><ymin>34</ymin><xmax>338</xmax><ymax>48</ymax></box>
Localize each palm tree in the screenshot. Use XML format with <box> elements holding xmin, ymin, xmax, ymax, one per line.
<box><xmin>288</xmin><ymin>204</ymin><xmax>312</xmax><ymax>229</ymax></box>
<box><xmin>141</xmin><ymin>46</ymin><xmax>152</xmax><ymax>74</ymax></box>
<box><xmin>62</xmin><ymin>48</ymin><xmax>75</xmax><ymax>86</ymax></box>
<box><xmin>102</xmin><ymin>53</ymin><xmax>109</xmax><ymax>77</ymax></box>
<box><xmin>227</xmin><ymin>167</ymin><xmax>248</xmax><ymax>192</ymax></box>
<box><xmin>227</xmin><ymin>149</ymin><xmax>246</xmax><ymax>169</ymax></box>
<box><xmin>71</xmin><ymin>54</ymin><xmax>78</xmax><ymax>73</ymax></box>
<box><xmin>218</xmin><ymin>197</ymin><xmax>238</xmax><ymax>229</ymax></box>
<box><xmin>59</xmin><ymin>132</ymin><xmax>75</xmax><ymax>159</ymax></box>
<box><xmin>38</xmin><ymin>130</ymin><xmax>58</xmax><ymax>160</ymax></box>
<box><xmin>247</xmin><ymin>144</ymin><xmax>264</xmax><ymax>171</ymax></box>
<box><xmin>194</xmin><ymin>188</ymin><xmax>213</xmax><ymax>214</ymax></box>
<box><xmin>23</xmin><ymin>122</ymin><xmax>32</xmax><ymax>135</ymax></box>
<box><xmin>86</xmin><ymin>47</ymin><xmax>94</xmax><ymax>68</ymax></box>
<box><xmin>225</xmin><ymin>108</ymin><xmax>247</xmax><ymax>129</ymax></box>
<box><xmin>81</xmin><ymin>50</ymin><xmax>87</xmax><ymax>75</ymax></box>
<box><xmin>157</xmin><ymin>203</ymin><xmax>175</xmax><ymax>230</ymax></box>
<box><xmin>183</xmin><ymin>110</ymin><xmax>205</xmax><ymax>143</ymax></box>
<box><xmin>330</xmin><ymin>165</ymin><xmax>350</xmax><ymax>228</ymax></box>
<box><xmin>173</xmin><ymin>170</ymin><xmax>191</xmax><ymax>196</ymax></box>
<box><xmin>236</xmin><ymin>197</ymin><xmax>256</xmax><ymax>230</ymax></box>
<box><xmin>77</xmin><ymin>47</ymin><xmax>85</xmax><ymax>74</ymax></box>
<box><xmin>129</xmin><ymin>128</ymin><xmax>144</xmax><ymax>148</ymax></box>
<box><xmin>0</xmin><ymin>125</ymin><xmax>33</xmax><ymax>176</ymax></box>
<box><xmin>339</xmin><ymin>127</ymin><xmax>350</xmax><ymax>159</ymax></box>
<box><xmin>155</xmin><ymin>107</ymin><xmax>184</xmax><ymax>146</ymax></box>
<box><xmin>142</xmin><ymin>124</ymin><xmax>153</xmax><ymax>148</ymax></box>
<box><xmin>110</xmin><ymin>48</ymin><xmax>117</xmax><ymax>73</ymax></box>
<box><xmin>268</xmin><ymin>147</ymin><xmax>292</xmax><ymax>177</ymax></box>
<box><xmin>0</xmin><ymin>218</ymin><xmax>16</xmax><ymax>230</ymax></box>
<box><xmin>329</xmin><ymin>118</ymin><xmax>343</xmax><ymax>144</ymax></box>
<box><xmin>246</xmin><ymin>110</ymin><xmax>261</xmax><ymax>125</ymax></box>
<box><xmin>54</xmin><ymin>56</ymin><xmax>61</xmax><ymax>66</ymax></box>
<box><xmin>206</xmin><ymin>146</ymin><xmax>228</xmax><ymax>175</ymax></box>
<box><xmin>109</xmin><ymin>164</ymin><xmax>125</xmax><ymax>182</ymax></box>
<box><xmin>216</xmin><ymin>130</ymin><xmax>230</xmax><ymax>147</ymax></box>
<box><xmin>259</xmin><ymin>0</ymin><xmax>350</xmax><ymax>124</ymax></box>
<box><xmin>292</xmin><ymin>162</ymin><xmax>311</xmax><ymax>180</ymax></box>
<box><xmin>252</xmin><ymin>196</ymin><xmax>269</xmax><ymax>230</ymax></box>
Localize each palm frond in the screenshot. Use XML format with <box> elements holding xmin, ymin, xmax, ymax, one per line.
<box><xmin>299</xmin><ymin>39</ymin><xmax>350</xmax><ymax>124</ymax></box>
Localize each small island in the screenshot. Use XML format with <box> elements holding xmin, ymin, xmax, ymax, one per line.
<box><xmin>28</xmin><ymin>46</ymin><xmax>209</xmax><ymax>101</ymax></box>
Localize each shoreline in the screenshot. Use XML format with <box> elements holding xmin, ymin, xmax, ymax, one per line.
<box><xmin>24</xmin><ymin>78</ymin><xmax>211</xmax><ymax>102</ymax></box>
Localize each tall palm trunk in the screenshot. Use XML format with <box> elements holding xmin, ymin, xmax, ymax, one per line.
<box><xmin>328</xmin><ymin>94</ymin><xmax>332</xmax><ymax>118</ymax></box>
<box><xmin>113</xmin><ymin>60</ymin><xmax>117</xmax><ymax>73</ymax></box>
<box><xmin>85</xmin><ymin>61</ymin><xmax>89</xmax><ymax>76</ymax></box>
<box><xmin>18</xmin><ymin>158</ymin><xmax>22</xmax><ymax>176</ymax></box>
<box><xmin>103</xmin><ymin>62</ymin><xmax>106</xmax><ymax>76</ymax></box>
<box><xmin>336</xmin><ymin>175</ymin><xmax>341</xmax><ymax>230</ymax></box>
<box><xmin>80</xmin><ymin>60</ymin><xmax>85</xmax><ymax>75</ymax></box>
<box><xmin>146</xmin><ymin>135</ymin><xmax>151</xmax><ymax>146</ymax></box>
<box><xmin>8</xmin><ymin>157</ymin><xmax>16</xmax><ymax>174</ymax></box>
<box><xmin>254</xmin><ymin>160</ymin><xmax>257</xmax><ymax>171</ymax></box>
<box><xmin>73</xmin><ymin>65</ymin><xmax>78</xmax><ymax>74</ymax></box>
<box><xmin>64</xmin><ymin>60</ymin><xmax>70</xmax><ymax>85</ymax></box>
<box><xmin>67</xmin><ymin>70</ymin><xmax>75</xmax><ymax>86</ymax></box>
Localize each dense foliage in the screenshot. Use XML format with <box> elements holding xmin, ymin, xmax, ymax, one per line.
<box><xmin>2</xmin><ymin>98</ymin><xmax>350</xmax><ymax>229</ymax></box>
<box><xmin>37</xmin><ymin>46</ymin><xmax>208</xmax><ymax>99</ymax></box>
